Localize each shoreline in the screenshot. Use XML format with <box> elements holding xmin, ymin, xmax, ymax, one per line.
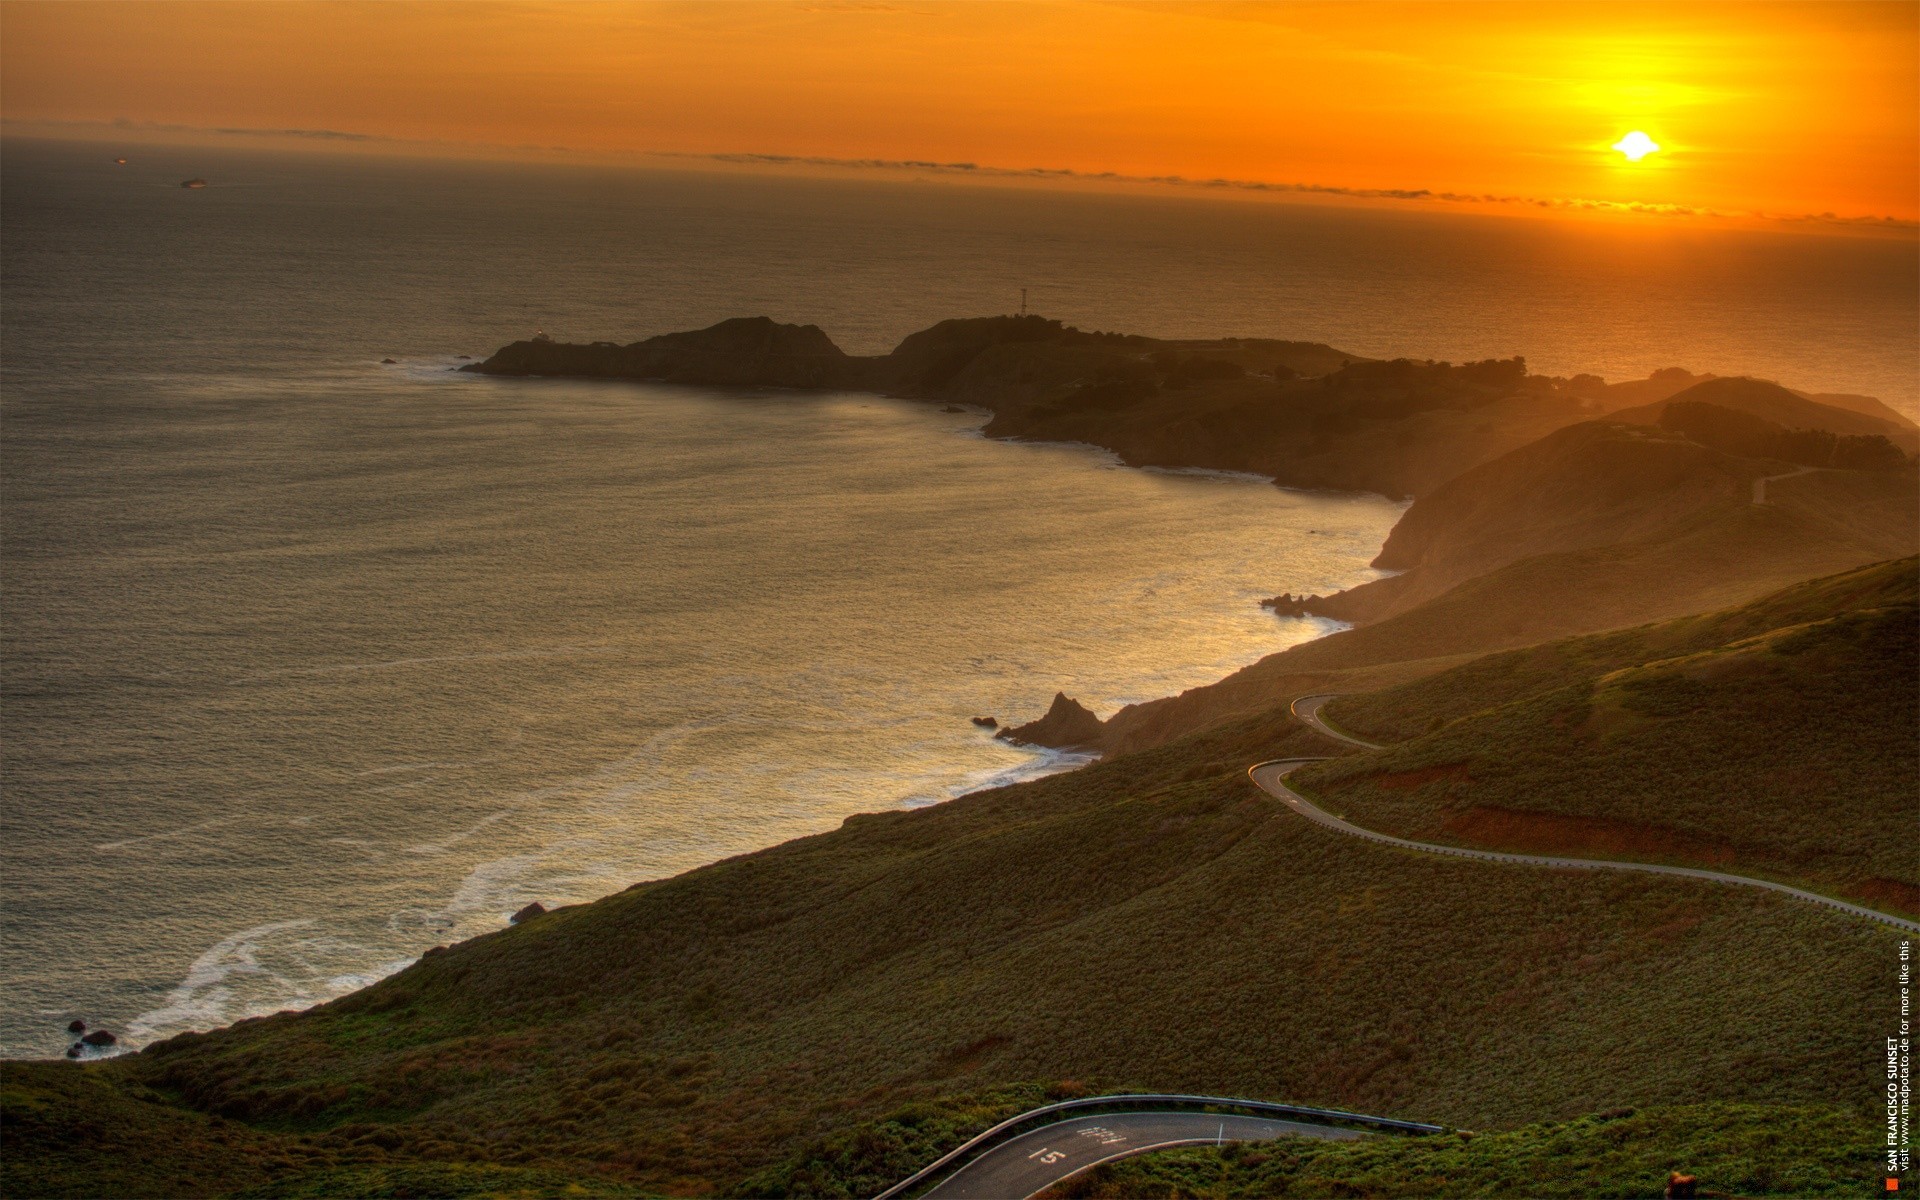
<box><xmin>19</xmin><ymin>375</ymin><xmax>1392</xmax><ymax>1063</ymax></box>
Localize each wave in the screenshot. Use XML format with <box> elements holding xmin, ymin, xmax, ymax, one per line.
<box><xmin>1140</xmin><ymin>465</ymin><xmax>1276</xmax><ymax>484</ymax></box>
<box><xmin>122</xmin><ymin>919</ymin><xmax>318</xmax><ymax>1048</ymax></box>
<box><xmin>899</xmin><ymin>743</ymin><xmax>1098</xmax><ymax>809</ymax></box>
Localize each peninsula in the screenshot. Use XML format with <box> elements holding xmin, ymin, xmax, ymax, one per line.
<box><xmin>464</xmin><ymin>314</ymin><xmax>1918</xmax><ymax>500</ymax></box>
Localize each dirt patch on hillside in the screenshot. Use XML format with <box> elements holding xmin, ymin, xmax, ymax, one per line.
<box><xmin>1439</xmin><ymin>806</ymin><xmax>1739</xmax><ymax>866</ymax></box>
<box><xmin>1846</xmin><ymin>877</ymin><xmax>1920</xmax><ymax>919</ymax></box>
<box><xmin>1363</xmin><ymin>762</ymin><xmax>1472</xmax><ymax>792</ymax></box>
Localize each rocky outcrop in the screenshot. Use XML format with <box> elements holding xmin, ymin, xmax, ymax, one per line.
<box><xmin>997</xmin><ymin>693</ymin><xmax>1104</xmax><ymax>750</ymax></box>
<box><xmin>510</xmin><ymin>902</ymin><xmax>548</xmax><ymax>925</ymax></box>
<box><xmin>80</xmin><ymin>1030</ymin><xmax>117</xmax><ymax>1047</ymax></box>
<box><xmin>465</xmin><ymin>317</ymin><xmax>869</xmax><ymax>390</ymax></box>
<box><xmin>970</xmin><ymin>716</ymin><xmax>998</xmax><ymax>728</ymax></box>
<box><xmin>1259</xmin><ymin>592</ymin><xmax>1335</xmax><ymax>618</ymax></box>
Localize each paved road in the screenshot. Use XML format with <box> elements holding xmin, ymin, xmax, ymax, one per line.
<box><xmin>1752</xmin><ymin>465</ymin><xmax>1817</xmax><ymax>505</ymax></box>
<box><xmin>1291</xmin><ymin>693</ymin><xmax>1384</xmax><ymax>748</ymax></box>
<box><xmin>919</xmin><ymin>1111</ymin><xmax>1358</xmax><ymax>1200</ymax></box>
<box><xmin>1260</xmin><ymin>696</ymin><xmax>1920</xmax><ymax>934</ymax></box>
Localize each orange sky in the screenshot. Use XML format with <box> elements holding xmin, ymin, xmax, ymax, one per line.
<box><xmin>3</xmin><ymin>1</ymin><xmax>1916</xmax><ymax>226</ymax></box>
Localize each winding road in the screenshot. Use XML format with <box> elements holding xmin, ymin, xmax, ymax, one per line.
<box><xmin>1752</xmin><ymin>464</ymin><xmax>1818</xmax><ymax>505</ymax></box>
<box><xmin>876</xmin><ymin>1093</ymin><xmax>1439</xmax><ymax>1200</ymax></box>
<box><xmin>878</xmin><ymin>689</ymin><xmax>1912</xmax><ymax>1199</ymax></box>
<box><xmin>916</xmin><ymin>1111</ymin><xmax>1358</xmax><ymax>1199</ymax></box>
<box><xmin>1266</xmin><ymin>695</ymin><xmax>1920</xmax><ymax>934</ymax></box>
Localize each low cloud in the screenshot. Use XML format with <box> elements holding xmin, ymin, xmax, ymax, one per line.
<box><xmin>8</xmin><ymin>117</ymin><xmax>1908</xmax><ymax>233</ymax></box>
<box><xmin>10</xmin><ymin>116</ymin><xmax>398</xmax><ymax>144</ymax></box>
<box><xmin>668</xmin><ymin>151</ymin><xmax>1919</xmax><ymax>232</ymax></box>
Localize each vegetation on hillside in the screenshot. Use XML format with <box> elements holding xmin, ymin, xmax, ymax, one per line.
<box><xmin>1308</xmin><ymin>558</ymin><xmax>1918</xmax><ymax>910</ymax></box>
<box><xmin>1041</xmin><ymin>1103</ymin><xmax>1882</xmax><ymax>1199</ymax></box>
<box><xmin>1325</xmin><ymin>557</ymin><xmax>1916</xmax><ymax>743</ymax></box>
<box><xmin>1659</xmin><ymin>400</ymin><xmax>1909</xmax><ymax>471</ymax></box>
<box><xmin>3</xmin><ymin>687</ymin><xmax>1899</xmax><ymax>1197</ymax></box>
<box><xmin>1101</xmin><ymin>487</ymin><xmax>1915</xmax><ymax>760</ymax></box>
<box><xmin>1608</xmin><ymin>375</ymin><xmax>1920</xmax><ymax>454</ymax></box>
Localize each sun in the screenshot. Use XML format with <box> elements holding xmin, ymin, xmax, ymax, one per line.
<box><xmin>1611</xmin><ymin>131</ymin><xmax>1660</xmax><ymax>162</ymax></box>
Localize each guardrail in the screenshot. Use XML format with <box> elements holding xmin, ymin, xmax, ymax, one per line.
<box><xmin>872</xmin><ymin>1092</ymin><xmax>1443</xmax><ymax>1199</ymax></box>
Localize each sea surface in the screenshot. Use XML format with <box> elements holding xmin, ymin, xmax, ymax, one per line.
<box><xmin>2</xmin><ymin>138</ymin><xmax>1914</xmax><ymax>1058</ymax></box>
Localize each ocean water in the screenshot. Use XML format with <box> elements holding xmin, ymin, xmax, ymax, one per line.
<box><xmin>1</xmin><ymin>138</ymin><xmax>1914</xmax><ymax>1059</ymax></box>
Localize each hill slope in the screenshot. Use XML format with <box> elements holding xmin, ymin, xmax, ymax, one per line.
<box><xmin>1097</xmin><ymin>457</ymin><xmax>1915</xmax><ymax>757</ymax></box>
<box><xmin>3</xmin><ymin>700</ymin><xmax>1898</xmax><ymax>1197</ymax></box>
<box><xmin>1300</xmin><ymin>559</ymin><xmax>1918</xmax><ymax>914</ymax></box>
<box><xmin>1609</xmin><ymin>376</ymin><xmax>1920</xmax><ymax>453</ymax></box>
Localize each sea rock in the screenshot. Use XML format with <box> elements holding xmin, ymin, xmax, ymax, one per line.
<box><xmin>381</xmin><ymin>358</ymin><xmax>397</xmax><ymax>364</ymax></box>
<box><xmin>970</xmin><ymin>716</ymin><xmax>998</xmax><ymax>728</ymax></box>
<box><xmin>65</xmin><ymin>1044</ymin><xmax>81</xmax><ymax>1059</ymax></box>
<box><xmin>1259</xmin><ymin>592</ymin><xmax>1330</xmax><ymax>617</ymax></box>
<box><xmin>998</xmin><ymin>692</ymin><xmax>1104</xmax><ymax>751</ymax></box>
<box><xmin>66</xmin><ymin>1019</ymin><xmax>86</xmax><ymax>1034</ymax></box>
<box><xmin>80</xmin><ymin>1030</ymin><xmax>117</xmax><ymax>1047</ymax></box>
<box><xmin>510</xmin><ymin>902</ymin><xmax>548</xmax><ymax>925</ymax></box>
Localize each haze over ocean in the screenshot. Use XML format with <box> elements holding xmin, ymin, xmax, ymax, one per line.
<box><xmin>1</xmin><ymin>137</ymin><xmax>1913</xmax><ymax>1059</ymax></box>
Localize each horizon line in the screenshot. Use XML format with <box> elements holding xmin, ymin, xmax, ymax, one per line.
<box><xmin>7</xmin><ymin>116</ymin><xmax>1916</xmax><ymax>236</ymax></box>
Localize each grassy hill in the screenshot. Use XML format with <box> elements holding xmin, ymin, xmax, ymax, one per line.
<box><xmin>3</xmin><ymin>690</ymin><xmax>1900</xmax><ymax>1197</ymax></box>
<box><xmin>1301</xmin><ymin>419</ymin><xmax>1914</xmax><ymax>628</ymax></box>
<box><xmin>1099</xmin><ymin>460</ymin><xmax>1914</xmax><ymax>758</ymax></box>
<box><xmin>1608</xmin><ymin>376</ymin><xmax>1920</xmax><ymax>453</ymax></box>
<box><xmin>1303</xmin><ymin>558</ymin><xmax>1918</xmax><ymax>914</ymax></box>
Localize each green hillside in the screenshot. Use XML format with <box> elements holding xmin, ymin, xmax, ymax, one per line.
<box><xmin>3</xmin><ymin>692</ymin><xmax>1899</xmax><ymax>1197</ymax></box>
<box><xmin>1099</xmin><ymin>468</ymin><xmax>1915</xmax><ymax>758</ymax></box>
<box><xmin>1307</xmin><ymin>558</ymin><xmax>1919</xmax><ymax>912</ymax></box>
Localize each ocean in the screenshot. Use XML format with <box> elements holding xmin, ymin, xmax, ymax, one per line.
<box><xmin>1</xmin><ymin>138</ymin><xmax>1913</xmax><ymax>1059</ymax></box>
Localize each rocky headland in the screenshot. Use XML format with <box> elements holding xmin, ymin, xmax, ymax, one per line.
<box><xmin>466</xmin><ymin>313</ymin><xmax>1916</xmax><ymax>501</ymax></box>
<box><xmin>467</xmin><ymin>314</ymin><xmax>1919</xmax><ymax>752</ymax></box>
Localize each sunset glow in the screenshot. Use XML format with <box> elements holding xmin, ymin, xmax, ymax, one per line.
<box><xmin>1612</xmin><ymin>131</ymin><xmax>1661</xmax><ymax>162</ymax></box>
<box><xmin>2</xmin><ymin>1</ymin><xmax>1915</xmax><ymax>228</ymax></box>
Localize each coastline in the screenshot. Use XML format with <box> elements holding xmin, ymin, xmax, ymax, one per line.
<box><xmin>36</xmin><ymin>374</ymin><xmax>1394</xmax><ymax>1062</ymax></box>
<box><xmin>34</xmin><ymin>317</ymin><xmax>1912</xmax><ymax>1060</ymax></box>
